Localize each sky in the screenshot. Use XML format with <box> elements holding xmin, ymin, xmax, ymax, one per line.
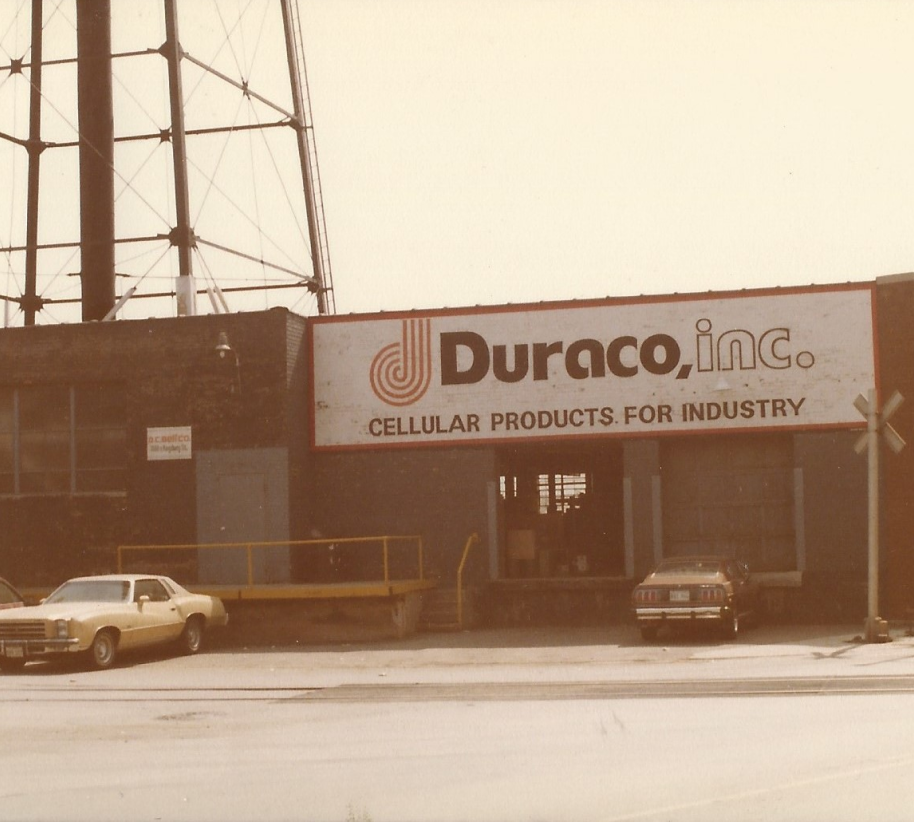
<box><xmin>296</xmin><ymin>0</ymin><xmax>914</xmax><ymax>314</ymax></box>
<box><xmin>3</xmin><ymin>0</ymin><xmax>914</xmax><ymax>322</ymax></box>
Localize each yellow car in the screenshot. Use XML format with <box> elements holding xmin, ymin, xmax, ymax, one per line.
<box><xmin>0</xmin><ymin>574</ymin><xmax>228</xmax><ymax>671</ymax></box>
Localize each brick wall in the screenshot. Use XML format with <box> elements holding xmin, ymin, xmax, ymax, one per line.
<box><xmin>0</xmin><ymin>309</ymin><xmax>305</xmax><ymax>587</ymax></box>
<box><xmin>875</xmin><ymin>275</ymin><xmax>914</xmax><ymax>618</ymax></box>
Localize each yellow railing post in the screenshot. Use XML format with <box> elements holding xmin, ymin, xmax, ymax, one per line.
<box><xmin>247</xmin><ymin>543</ymin><xmax>254</xmax><ymax>585</ymax></box>
<box><xmin>456</xmin><ymin>533</ymin><xmax>479</xmax><ymax>629</ymax></box>
<box><xmin>382</xmin><ymin>537</ymin><xmax>390</xmax><ymax>584</ymax></box>
<box><xmin>418</xmin><ymin>536</ymin><xmax>424</xmax><ymax>580</ymax></box>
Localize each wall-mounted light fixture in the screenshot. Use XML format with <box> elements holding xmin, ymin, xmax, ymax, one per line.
<box><xmin>215</xmin><ymin>331</ymin><xmax>232</xmax><ymax>358</ymax></box>
<box><xmin>215</xmin><ymin>331</ymin><xmax>242</xmax><ymax>394</ymax></box>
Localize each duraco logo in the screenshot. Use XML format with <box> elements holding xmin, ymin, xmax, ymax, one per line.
<box><xmin>370</xmin><ymin>316</ymin><xmax>815</xmax><ymax>405</ymax></box>
<box><xmin>438</xmin><ymin>319</ymin><xmax>814</xmax><ymax>385</ymax></box>
<box><xmin>369</xmin><ymin>318</ymin><xmax>433</xmax><ymax>406</ymax></box>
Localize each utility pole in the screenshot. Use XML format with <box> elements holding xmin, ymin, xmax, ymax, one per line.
<box><xmin>854</xmin><ymin>388</ymin><xmax>905</xmax><ymax>643</ymax></box>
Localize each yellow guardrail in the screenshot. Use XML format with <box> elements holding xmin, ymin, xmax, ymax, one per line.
<box><xmin>456</xmin><ymin>532</ymin><xmax>479</xmax><ymax>629</ymax></box>
<box><xmin>117</xmin><ymin>535</ymin><xmax>425</xmax><ymax>587</ymax></box>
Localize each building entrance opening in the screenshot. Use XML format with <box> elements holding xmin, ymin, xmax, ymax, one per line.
<box><xmin>498</xmin><ymin>445</ymin><xmax>624</xmax><ymax>579</ymax></box>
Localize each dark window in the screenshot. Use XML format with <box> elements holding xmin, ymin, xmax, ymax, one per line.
<box><xmin>75</xmin><ymin>384</ymin><xmax>126</xmax><ymax>492</ymax></box>
<box><xmin>0</xmin><ymin>387</ymin><xmax>13</xmax><ymax>494</ymax></box>
<box><xmin>0</xmin><ymin>383</ymin><xmax>126</xmax><ymax>496</ymax></box>
<box><xmin>19</xmin><ymin>386</ymin><xmax>71</xmax><ymax>494</ymax></box>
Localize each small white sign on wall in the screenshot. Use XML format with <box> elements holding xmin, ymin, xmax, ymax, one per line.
<box><xmin>147</xmin><ymin>426</ymin><xmax>192</xmax><ymax>461</ymax></box>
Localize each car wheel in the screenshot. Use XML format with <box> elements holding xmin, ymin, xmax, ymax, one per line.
<box><xmin>721</xmin><ymin>612</ymin><xmax>739</xmax><ymax>640</ymax></box>
<box><xmin>640</xmin><ymin>625</ymin><xmax>659</xmax><ymax>642</ymax></box>
<box><xmin>0</xmin><ymin>656</ymin><xmax>26</xmax><ymax>673</ymax></box>
<box><xmin>180</xmin><ymin>616</ymin><xmax>205</xmax><ymax>655</ymax></box>
<box><xmin>89</xmin><ymin>629</ymin><xmax>118</xmax><ymax>669</ymax></box>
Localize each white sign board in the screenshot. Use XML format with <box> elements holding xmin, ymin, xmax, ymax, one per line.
<box><xmin>147</xmin><ymin>426</ymin><xmax>192</xmax><ymax>461</ymax></box>
<box><xmin>311</xmin><ymin>285</ymin><xmax>876</xmax><ymax>449</ymax></box>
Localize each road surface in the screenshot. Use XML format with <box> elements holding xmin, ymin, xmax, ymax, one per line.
<box><xmin>2</xmin><ymin>624</ymin><xmax>914</xmax><ymax>822</ymax></box>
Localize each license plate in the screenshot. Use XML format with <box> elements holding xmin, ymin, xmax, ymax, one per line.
<box><xmin>4</xmin><ymin>646</ymin><xmax>24</xmax><ymax>658</ymax></box>
<box><xmin>670</xmin><ymin>590</ymin><xmax>690</xmax><ymax>602</ymax></box>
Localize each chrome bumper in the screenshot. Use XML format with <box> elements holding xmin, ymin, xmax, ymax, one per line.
<box><xmin>1</xmin><ymin>638</ymin><xmax>80</xmax><ymax>659</ymax></box>
<box><xmin>634</xmin><ymin>606</ymin><xmax>728</xmax><ymax>621</ymax></box>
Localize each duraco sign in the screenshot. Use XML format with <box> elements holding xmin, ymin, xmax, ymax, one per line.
<box><xmin>310</xmin><ymin>286</ymin><xmax>876</xmax><ymax>449</ymax></box>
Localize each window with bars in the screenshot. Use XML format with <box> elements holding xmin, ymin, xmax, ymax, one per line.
<box><xmin>500</xmin><ymin>472</ymin><xmax>589</xmax><ymax>514</ymax></box>
<box><xmin>0</xmin><ymin>384</ymin><xmax>126</xmax><ymax>495</ymax></box>
<box><xmin>537</xmin><ymin>473</ymin><xmax>588</xmax><ymax>514</ymax></box>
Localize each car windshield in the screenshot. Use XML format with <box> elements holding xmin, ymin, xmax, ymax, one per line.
<box><xmin>653</xmin><ymin>560</ymin><xmax>722</xmax><ymax>576</ymax></box>
<box><xmin>45</xmin><ymin>580</ymin><xmax>130</xmax><ymax>604</ymax></box>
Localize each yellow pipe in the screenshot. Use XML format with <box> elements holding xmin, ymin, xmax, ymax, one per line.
<box><xmin>456</xmin><ymin>533</ymin><xmax>479</xmax><ymax>629</ymax></box>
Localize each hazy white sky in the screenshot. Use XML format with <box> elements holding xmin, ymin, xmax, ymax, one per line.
<box><xmin>296</xmin><ymin>0</ymin><xmax>914</xmax><ymax>314</ymax></box>
<box><xmin>3</xmin><ymin>0</ymin><xmax>914</xmax><ymax>322</ymax></box>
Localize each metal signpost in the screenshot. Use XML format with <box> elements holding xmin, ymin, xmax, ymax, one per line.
<box><xmin>854</xmin><ymin>389</ymin><xmax>905</xmax><ymax>643</ymax></box>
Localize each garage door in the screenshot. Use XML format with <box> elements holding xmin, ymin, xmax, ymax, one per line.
<box><xmin>661</xmin><ymin>435</ymin><xmax>795</xmax><ymax>571</ymax></box>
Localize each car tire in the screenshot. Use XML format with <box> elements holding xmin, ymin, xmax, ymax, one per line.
<box><xmin>89</xmin><ymin>629</ymin><xmax>118</xmax><ymax>670</ymax></box>
<box><xmin>721</xmin><ymin>612</ymin><xmax>739</xmax><ymax>640</ymax></box>
<box><xmin>640</xmin><ymin>625</ymin><xmax>659</xmax><ymax>642</ymax></box>
<box><xmin>180</xmin><ymin>616</ymin><xmax>205</xmax><ymax>655</ymax></box>
<box><xmin>0</xmin><ymin>656</ymin><xmax>26</xmax><ymax>673</ymax></box>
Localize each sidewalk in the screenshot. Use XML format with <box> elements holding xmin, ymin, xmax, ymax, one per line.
<box><xmin>206</xmin><ymin>622</ymin><xmax>914</xmax><ymax>690</ymax></box>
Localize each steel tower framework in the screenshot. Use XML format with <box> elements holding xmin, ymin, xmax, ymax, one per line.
<box><xmin>0</xmin><ymin>0</ymin><xmax>335</xmax><ymax>325</ymax></box>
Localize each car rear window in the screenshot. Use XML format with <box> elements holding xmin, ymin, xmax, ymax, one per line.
<box><xmin>654</xmin><ymin>560</ymin><xmax>722</xmax><ymax>576</ymax></box>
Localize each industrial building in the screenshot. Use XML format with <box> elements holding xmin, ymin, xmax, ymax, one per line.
<box><xmin>2</xmin><ymin>275</ymin><xmax>912</xmax><ymax>630</ymax></box>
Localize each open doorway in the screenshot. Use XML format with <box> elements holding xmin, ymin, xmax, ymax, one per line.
<box><xmin>498</xmin><ymin>444</ymin><xmax>624</xmax><ymax>578</ymax></box>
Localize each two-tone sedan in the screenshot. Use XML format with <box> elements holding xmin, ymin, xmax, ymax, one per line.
<box><xmin>0</xmin><ymin>574</ymin><xmax>228</xmax><ymax>671</ymax></box>
<box><xmin>631</xmin><ymin>556</ymin><xmax>760</xmax><ymax>641</ymax></box>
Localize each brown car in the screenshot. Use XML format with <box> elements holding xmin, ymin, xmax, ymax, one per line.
<box><xmin>631</xmin><ymin>556</ymin><xmax>760</xmax><ymax>641</ymax></box>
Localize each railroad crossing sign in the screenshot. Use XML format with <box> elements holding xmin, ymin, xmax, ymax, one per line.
<box><xmin>854</xmin><ymin>389</ymin><xmax>906</xmax><ymax>454</ymax></box>
<box><xmin>853</xmin><ymin>389</ymin><xmax>905</xmax><ymax>643</ymax></box>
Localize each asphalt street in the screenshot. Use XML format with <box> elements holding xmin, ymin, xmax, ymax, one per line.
<box><xmin>4</xmin><ymin>623</ymin><xmax>914</xmax><ymax>822</ymax></box>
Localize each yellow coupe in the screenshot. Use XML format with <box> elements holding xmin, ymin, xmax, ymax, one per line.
<box><xmin>0</xmin><ymin>574</ymin><xmax>228</xmax><ymax>671</ymax></box>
